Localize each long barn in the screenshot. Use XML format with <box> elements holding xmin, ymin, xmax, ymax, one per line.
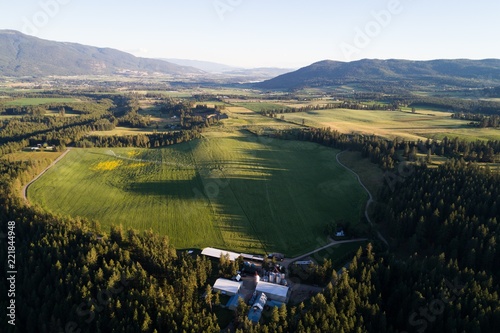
<box><xmin>201</xmin><ymin>247</ymin><xmax>264</xmax><ymax>262</ymax></box>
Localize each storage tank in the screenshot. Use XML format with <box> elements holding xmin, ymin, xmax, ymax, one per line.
<box><xmin>276</xmin><ymin>274</ymin><xmax>281</xmax><ymax>285</ymax></box>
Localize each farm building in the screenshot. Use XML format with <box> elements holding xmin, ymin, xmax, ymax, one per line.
<box><xmin>201</xmin><ymin>247</ymin><xmax>264</xmax><ymax>262</ymax></box>
<box><xmin>213</xmin><ymin>278</ymin><xmax>242</xmax><ymax>296</ymax></box>
<box><xmin>256</xmin><ymin>281</ymin><xmax>290</xmax><ymax>303</ymax></box>
<box><xmin>202</xmin><ymin>248</ymin><xmax>241</xmax><ymax>261</ymax></box>
<box><xmin>248</xmin><ymin>292</ymin><xmax>267</xmax><ymax>324</ymax></box>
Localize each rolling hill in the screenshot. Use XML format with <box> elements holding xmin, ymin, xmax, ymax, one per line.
<box><xmin>0</xmin><ymin>30</ymin><xmax>203</xmax><ymax>77</ymax></box>
<box><xmin>256</xmin><ymin>59</ymin><xmax>500</xmax><ymax>90</ymax></box>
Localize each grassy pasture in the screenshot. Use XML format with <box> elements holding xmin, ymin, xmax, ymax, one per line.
<box><xmin>44</xmin><ymin>109</ymin><xmax>81</xmax><ymax>117</ymax></box>
<box><xmin>4</xmin><ymin>97</ymin><xmax>79</xmax><ymax>106</ymax></box>
<box><xmin>89</xmin><ymin>126</ymin><xmax>159</xmax><ymax>136</ymax></box>
<box><xmin>220</xmin><ymin>106</ymin><xmax>301</xmax><ymax>132</ymax></box>
<box><xmin>28</xmin><ymin>132</ymin><xmax>367</xmax><ymax>256</ymax></box>
<box><xmin>279</xmin><ymin>108</ymin><xmax>498</xmax><ymax>141</ymax></box>
<box><xmin>424</xmin><ymin>128</ymin><xmax>500</xmax><ymax>142</ymax></box>
<box><xmin>234</xmin><ymin>102</ymin><xmax>290</xmax><ymax>113</ymax></box>
<box><xmin>1</xmin><ymin>151</ymin><xmax>63</xmax><ymax>163</ymax></box>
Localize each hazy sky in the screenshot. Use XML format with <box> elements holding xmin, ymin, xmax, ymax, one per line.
<box><xmin>1</xmin><ymin>0</ymin><xmax>499</xmax><ymax>68</ymax></box>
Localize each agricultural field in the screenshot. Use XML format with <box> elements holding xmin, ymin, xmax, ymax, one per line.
<box><xmin>277</xmin><ymin>107</ymin><xmax>499</xmax><ymax>141</ymax></box>
<box><xmin>44</xmin><ymin>109</ymin><xmax>81</xmax><ymax>117</ymax></box>
<box><xmin>219</xmin><ymin>105</ymin><xmax>301</xmax><ymax>132</ymax></box>
<box><xmin>233</xmin><ymin>102</ymin><xmax>290</xmax><ymax>113</ymax></box>
<box><xmin>89</xmin><ymin>126</ymin><xmax>158</xmax><ymax>136</ymax></box>
<box><xmin>28</xmin><ymin>131</ymin><xmax>367</xmax><ymax>257</ymax></box>
<box><xmin>3</xmin><ymin>97</ymin><xmax>80</xmax><ymax>106</ymax></box>
<box><xmin>1</xmin><ymin>151</ymin><xmax>63</xmax><ymax>163</ymax></box>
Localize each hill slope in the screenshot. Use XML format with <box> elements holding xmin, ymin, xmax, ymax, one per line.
<box><xmin>0</xmin><ymin>30</ymin><xmax>203</xmax><ymax>77</ymax></box>
<box><xmin>256</xmin><ymin>59</ymin><xmax>500</xmax><ymax>90</ymax></box>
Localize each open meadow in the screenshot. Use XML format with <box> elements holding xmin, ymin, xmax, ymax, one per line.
<box><xmin>3</xmin><ymin>97</ymin><xmax>80</xmax><ymax>106</ymax></box>
<box><xmin>265</xmin><ymin>107</ymin><xmax>499</xmax><ymax>141</ymax></box>
<box><xmin>28</xmin><ymin>131</ymin><xmax>367</xmax><ymax>256</ymax></box>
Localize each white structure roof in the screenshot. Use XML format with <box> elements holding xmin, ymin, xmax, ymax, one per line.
<box><xmin>201</xmin><ymin>247</ymin><xmax>264</xmax><ymax>262</ymax></box>
<box><xmin>256</xmin><ymin>281</ymin><xmax>289</xmax><ymax>301</ymax></box>
<box><xmin>213</xmin><ymin>278</ymin><xmax>242</xmax><ymax>296</ymax></box>
<box><xmin>201</xmin><ymin>247</ymin><xmax>241</xmax><ymax>261</ymax></box>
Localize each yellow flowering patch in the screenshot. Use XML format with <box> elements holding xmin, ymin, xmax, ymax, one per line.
<box><xmin>91</xmin><ymin>160</ymin><xmax>122</xmax><ymax>171</ymax></box>
<box><xmin>127</xmin><ymin>151</ymin><xmax>141</xmax><ymax>157</ymax></box>
<box><xmin>128</xmin><ymin>162</ymin><xmax>148</xmax><ymax>168</ymax></box>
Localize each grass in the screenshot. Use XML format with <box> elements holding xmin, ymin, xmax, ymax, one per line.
<box><xmin>233</xmin><ymin>102</ymin><xmax>290</xmax><ymax>113</ymax></box>
<box><xmin>279</xmin><ymin>108</ymin><xmax>499</xmax><ymax>141</ymax></box>
<box><xmin>28</xmin><ymin>131</ymin><xmax>367</xmax><ymax>257</ymax></box>
<box><xmin>4</xmin><ymin>98</ymin><xmax>79</xmax><ymax>106</ymax></box>
<box><xmin>90</xmin><ymin>127</ymin><xmax>159</xmax><ymax>136</ymax></box>
<box><xmin>336</xmin><ymin>151</ymin><xmax>384</xmax><ymax>199</ymax></box>
<box><xmin>424</xmin><ymin>128</ymin><xmax>500</xmax><ymax>142</ymax></box>
<box><xmin>44</xmin><ymin>109</ymin><xmax>81</xmax><ymax>117</ymax></box>
<box><xmin>1</xmin><ymin>151</ymin><xmax>63</xmax><ymax>163</ymax></box>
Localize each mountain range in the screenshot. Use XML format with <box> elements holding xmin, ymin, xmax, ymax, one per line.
<box><xmin>2</xmin><ymin>29</ymin><xmax>500</xmax><ymax>91</ymax></box>
<box><xmin>0</xmin><ymin>30</ymin><xmax>203</xmax><ymax>77</ymax></box>
<box><xmin>256</xmin><ymin>59</ymin><xmax>500</xmax><ymax>90</ymax></box>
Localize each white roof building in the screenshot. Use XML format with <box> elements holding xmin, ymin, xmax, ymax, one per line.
<box><xmin>201</xmin><ymin>247</ymin><xmax>241</xmax><ymax>261</ymax></box>
<box><xmin>201</xmin><ymin>247</ymin><xmax>264</xmax><ymax>262</ymax></box>
<box><xmin>213</xmin><ymin>278</ymin><xmax>243</xmax><ymax>296</ymax></box>
<box><xmin>256</xmin><ymin>281</ymin><xmax>290</xmax><ymax>303</ymax></box>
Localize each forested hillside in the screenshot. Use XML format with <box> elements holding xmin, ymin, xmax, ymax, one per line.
<box><xmin>1</xmin><ymin>92</ymin><xmax>499</xmax><ymax>332</ymax></box>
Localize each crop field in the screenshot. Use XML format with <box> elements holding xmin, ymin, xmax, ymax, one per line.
<box><xmin>89</xmin><ymin>126</ymin><xmax>159</xmax><ymax>136</ymax></box>
<box><xmin>220</xmin><ymin>106</ymin><xmax>301</xmax><ymax>132</ymax></box>
<box><xmin>1</xmin><ymin>151</ymin><xmax>63</xmax><ymax>163</ymax></box>
<box><xmin>279</xmin><ymin>108</ymin><xmax>498</xmax><ymax>141</ymax></box>
<box><xmin>3</xmin><ymin>97</ymin><xmax>80</xmax><ymax>106</ymax></box>
<box><xmin>233</xmin><ymin>102</ymin><xmax>290</xmax><ymax>113</ymax></box>
<box><xmin>28</xmin><ymin>131</ymin><xmax>366</xmax><ymax>256</ymax></box>
<box><xmin>44</xmin><ymin>109</ymin><xmax>81</xmax><ymax>117</ymax></box>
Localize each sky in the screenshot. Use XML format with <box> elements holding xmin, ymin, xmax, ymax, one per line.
<box><xmin>0</xmin><ymin>0</ymin><xmax>499</xmax><ymax>69</ymax></box>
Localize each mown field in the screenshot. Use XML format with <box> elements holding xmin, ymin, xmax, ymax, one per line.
<box><xmin>276</xmin><ymin>108</ymin><xmax>499</xmax><ymax>141</ymax></box>
<box><xmin>28</xmin><ymin>131</ymin><xmax>366</xmax><ymax>256</ymax></box>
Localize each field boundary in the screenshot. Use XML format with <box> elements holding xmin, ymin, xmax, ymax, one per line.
<box><xmin>23</xmin><ymin>149</ymin><xmax>71</xmax><ymax>203</ymax></box>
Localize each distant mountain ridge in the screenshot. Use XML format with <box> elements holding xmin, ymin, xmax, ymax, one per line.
<box><xmin>0</xmin><ymin>30</ymin><xmax>203</xmax><ymax>77</ymax></box>
<box><xmin>256</xmin><ymin>59</ymin><xmax>500</xmax><ymax>90</ymax></box>
<box><xmin>164</xmin><ymin>58</ymin><xmax>294</xmax><ymax>81</ymax></box>
<box><xmin>163</xmin><ymin>58</ymin><xmax>240</xmax><ymax>73</ymax></box>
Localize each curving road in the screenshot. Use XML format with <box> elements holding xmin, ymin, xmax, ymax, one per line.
<box><xmin>335</xmin><ymin>151</ymin><xmax>389</xmax><ymax>248</ymax></box>
<box><xmin>22</xmin><ymin>148</ymin><xmax>71</xmax><ymax>203</ymax></box>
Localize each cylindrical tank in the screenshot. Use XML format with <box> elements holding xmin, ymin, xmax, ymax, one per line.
<box><xmin>276</xmin><ymin>274</ymin><xmax>281</xmax><ymax>284</ymax></box>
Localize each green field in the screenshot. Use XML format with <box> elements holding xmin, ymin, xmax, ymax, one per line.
<box><xmin>28</xmin><ymin>132</ymin><xmax>367</xmax><ymax>256</ymax></box>
<box><xmin>234</xmin><ymin>102</ymin><xmax>290</xmax><ymax>113</ymax></box>
<box><xmin>278</xmin><ymin>108</ymin><xmax>499</xmax><ymax>141</ymax></box>
<box><xmin>4</xmin><ymin>97</ymin><xmax>79</xmax><ymax>106</ymax></box>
